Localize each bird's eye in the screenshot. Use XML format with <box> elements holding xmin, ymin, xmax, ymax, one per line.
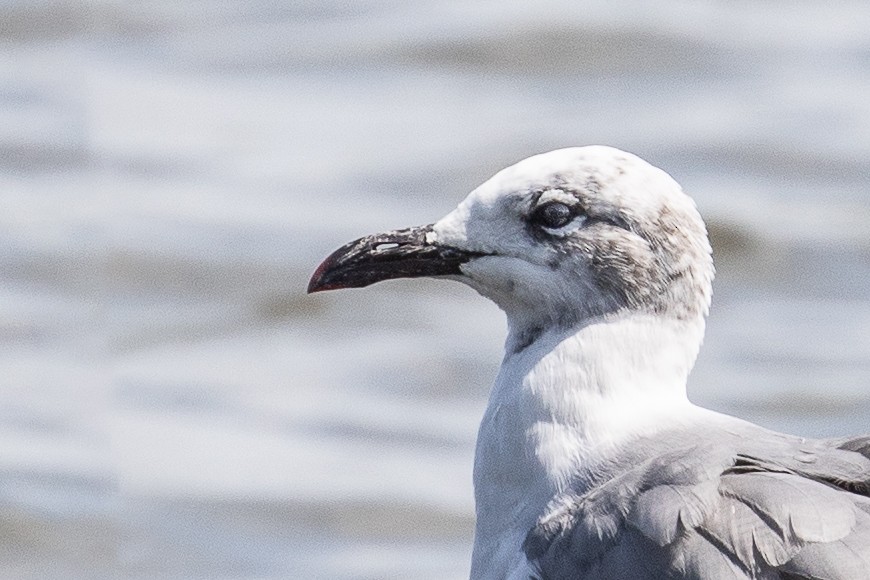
<box><xmin>530</xmin><ymin>202</ymin><xmax>576</xmax><ymax>229</ymax></box>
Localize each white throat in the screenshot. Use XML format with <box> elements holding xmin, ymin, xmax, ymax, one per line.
<box><xmin>469</xmin><ymin>312</ymin><xmax>707</xmax><ymax>579</ymax></box>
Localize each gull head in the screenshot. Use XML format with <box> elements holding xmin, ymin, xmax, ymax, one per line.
<box><xmin>309</xmin><ymin>146</ymin><xmax>714</xmax><ymax>340</ymax></box>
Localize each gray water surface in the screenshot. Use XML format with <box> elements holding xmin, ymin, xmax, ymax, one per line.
<box><xmin>1</xmin><ymin>1</ymin><xmax>869</xmax><ymax>578</ymax></box>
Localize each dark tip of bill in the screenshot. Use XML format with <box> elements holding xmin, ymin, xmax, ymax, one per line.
<box><xmin>307</xmin><ymin>258</ymin><xmax>337</xmax><ymax>293</ymax></box>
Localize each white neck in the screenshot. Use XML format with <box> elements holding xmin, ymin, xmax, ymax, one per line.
<box><xmin>469</xmin><ymin>312</ymin><xmax>707</xmax><ymax>579</ymax></box>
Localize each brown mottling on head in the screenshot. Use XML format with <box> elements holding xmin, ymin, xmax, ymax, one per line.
<box><xmin>556</xmin><ymin>194</ymin><xmax>712</xmax><ymax>322</ymax></box>
<box><xmin>584</xmin><ymin>176</ymin><xmax>603</xmax><ymax>196</ymax></box>
<box><xmin>549</xmin><ymin>173</ymin><xmax>569</xmax><ymax>189</ymax></box>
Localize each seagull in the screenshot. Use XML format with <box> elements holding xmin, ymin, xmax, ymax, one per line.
<box><xmin>308</xmin><ymin>146</ymin><xmax>870</xmax><ymax>579</ymax></box>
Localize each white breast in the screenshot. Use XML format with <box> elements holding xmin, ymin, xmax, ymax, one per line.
<box><xmin>469</xmin><ymin>314</ymin><xmax>706</xmax><ymax>579</ymax></box>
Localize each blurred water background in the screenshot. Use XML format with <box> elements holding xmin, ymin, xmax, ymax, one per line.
<box><xmin>1</xmin><ymin>1</ymin><xmax>869</xmax><ymax>578</ymax></box>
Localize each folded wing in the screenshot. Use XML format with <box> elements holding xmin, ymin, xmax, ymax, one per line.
<box><xmin>524</xmin><ymin>427</ymin><xmax>870</xmax><ymax>579</ymax></box>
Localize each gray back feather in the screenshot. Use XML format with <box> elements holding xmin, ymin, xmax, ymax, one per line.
<box><xmin>524</xmin><ymin>424</ymin><xmax>870</xmax><ymax>579</ymax></box>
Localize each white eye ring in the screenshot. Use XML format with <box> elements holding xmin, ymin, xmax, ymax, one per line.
<box><xmin>540</xmin><ymin>214</ymin><xmax>587</xmax><ymax>237</ymax></box>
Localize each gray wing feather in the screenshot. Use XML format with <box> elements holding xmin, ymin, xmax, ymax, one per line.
<box><xmin>583</xmin><ymin>527</ymin><xmax>677</xmax><ymax>580</ymax></box>
<box><xmin>670</xmin><ymin>529</ymin><xmax>751</xmax><ymax>580</ymax></box>
<box><xmin>628</xmin><ymin>480</ymin><xmax>719</xmax><ymax>545</ymax></box>
<box><xmin>837</xmin><ymin>436</ymin><xmax>870</xmax><ymax>457</ymax></box>
<box><xmin>700</xmin><ymin>493</ymin><xmax>788</xmax><ymax>569</ymax></box>
<box><xmin>526</xmin><ymin>426</ymin><xmax>870</xmax><ymax>580</ymax></box>
<box><xmin>720</xmin><ymin>472</ymin><xmax>856</xmax><ymax>543</ymax></box>
<box><xmin>779</xmin><ymin>509</ymin><xmax>870</xmax><ymax>579</ymax></box>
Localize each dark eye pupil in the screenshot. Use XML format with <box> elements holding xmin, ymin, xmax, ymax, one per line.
<box><xmin>534</xmin><ymin>202</ymin><xmax>573</xmax><ymax>228</ymax></box>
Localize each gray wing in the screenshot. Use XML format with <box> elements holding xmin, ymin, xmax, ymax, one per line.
<box><xmin>524</xmin><ymin>428</ymin><xmax>870</xmax><ymax>580</ymax></box>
